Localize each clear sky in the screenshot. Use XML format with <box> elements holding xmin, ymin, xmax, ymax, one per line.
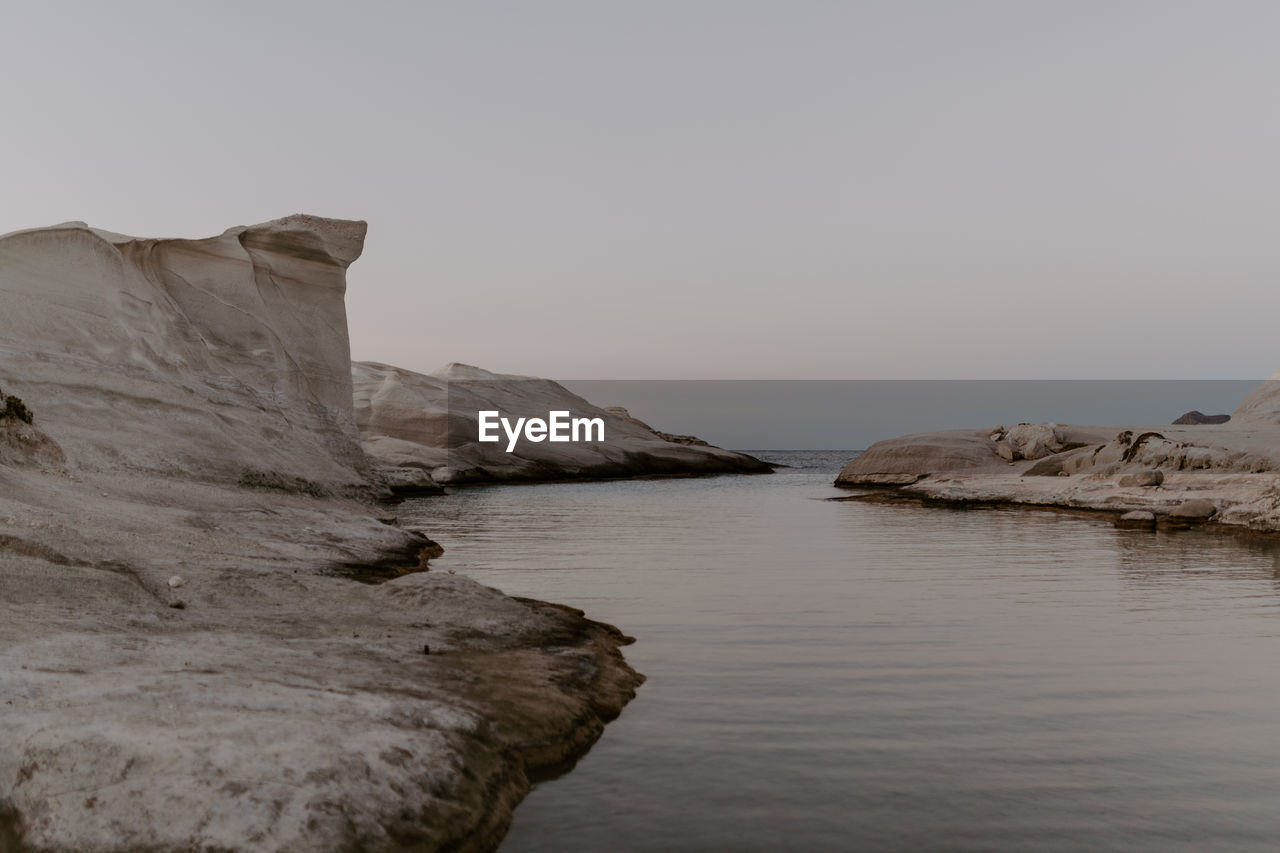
<box><xmin>3</xmin><ymin>2</ymin><xmax>1277</xmax><ymax>379</ymax></box>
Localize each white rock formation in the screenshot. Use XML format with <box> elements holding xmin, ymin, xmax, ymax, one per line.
<box><xmin>353</xmin><ymin>360</ymin><xmax>772</xmax><ymax>488</ymax></box>
<box><xmin>0</xmin><ymin>217</ymin><xmax>641</xmax><ymax>851</ymax></box>
<box><xmin>1003</xmin><ymin>422</ymin><xmax>1066</xmax><ymax>460</ymax></box>
<box><xmin>835</xmin><ymin>377</ymin><xmax>1280</xmax><ymax>532</ymax></box>
<box><xmin>0</xmin><ymin>216</ymin><xmax>372</xmax><ymax>491</ymax></box>
<box><xmin>1226</xmin><ymin>378</ymin><xmax>1280</xmax><ymax>425</ymax></box>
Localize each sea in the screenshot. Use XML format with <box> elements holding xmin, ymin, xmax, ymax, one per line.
<box><xmin>396</xmin><ymin>450</ymin><xmax>1280</xmax><ymax>852</ymax></box>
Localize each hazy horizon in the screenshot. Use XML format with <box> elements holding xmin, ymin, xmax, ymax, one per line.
<box><xmin>563</xmin><ymin>379</ymin><xmax>1260</xmax><ymax>449</ymax></box>
<box><xmin>5</xmin><ymin>2</ymin><xmax>1279</xmax><ymax>379</ymax></box>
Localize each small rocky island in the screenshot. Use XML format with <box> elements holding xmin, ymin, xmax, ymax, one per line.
<box><xmin>0</xmin><ymin>217</ymin><xmax>650</xmax><ymax>851</ymax></box>
<box><xmin>836</xmin><ymin>379</ymin><xmax>1280</xmax><ymax>531</ymax></box>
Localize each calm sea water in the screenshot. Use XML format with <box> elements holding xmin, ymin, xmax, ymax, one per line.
<box><xmin>397</xmin><ymin>451</ymin><xmax>1280</xmax><ymax>852</ymax></box>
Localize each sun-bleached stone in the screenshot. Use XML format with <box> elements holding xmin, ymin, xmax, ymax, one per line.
<box><xmin>1004</xmin><ymin>422</ymin><xmax>1065</xmax><ymax>460</ymax></box>
<box><xmin>1115</xmin><ymin>510</ymin><xmax>1156</xmax><ymax>529</ymax></box>
<box><xmin>0</xmin><ymin>217</ymin><xmax>641</xmax><ymax>851</ymax></box>
<box><xmin>834</xmin><ymin>373</ymin><xmax>1280</xmax><ymax>533</ymax></box>
<box><xmin>0</xmin><ymin>215</ymin><xmax>373</xmax><ymax>492</ymax></box>
<box><xmin>353</xmin><ymin>360</ymin><xmax>772</xmax><ymax>488</ymax></box>
<box><xmin>1118</xmin><ymin>470</ymin><xmax>1164</xmax><ymax>487</ymax></box>
<box><xmin>1168</xmin><ymin>498</ymin><xmax>1217</xmax><ymax>519</ymax></box>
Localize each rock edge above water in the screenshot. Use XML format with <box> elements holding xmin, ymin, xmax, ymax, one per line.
<box><xmin>834</xmin><ymin>380</ymin><xmax>1280</xmax><ymax>534</ymax></box>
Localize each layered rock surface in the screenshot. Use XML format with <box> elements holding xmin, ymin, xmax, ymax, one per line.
<box><xmin>835</xmin><ymin>381</ymin><xmax>1280</xmax><ymax>532</ymax></box>
<box><xmin>353</xmin><ymin>361</ymin><xmax>772</xmax><ymax>488</ymax></box>
<box><xmin>0</xmin><ymin>218</ymin><xmax>641</xmax><ymax>852</ymax></box>
<box><xmin>0</xmin><ymin>216</ymin><xmax>373</xmax><ymax>492</ymax></box>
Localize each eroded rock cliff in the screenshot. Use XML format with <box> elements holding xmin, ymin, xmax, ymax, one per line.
<box><xmin>0</xmin><ymin>217</ymin><xmax>641</xmax><ymax>852</ymax></box>
<box><xmin>0</xmin><ymin>216</ymin><xmax>373</xmax><ymax>492</ymax></box>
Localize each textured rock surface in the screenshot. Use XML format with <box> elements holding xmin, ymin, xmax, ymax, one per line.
<box><xmin>353</xmin><ymin>361</ymin><xmax>772</xmax><ymax>487</ymax></box>
<box><xmin>0</xmin><ymin>216</ymin><xmax>374</xmax><ymax>493</ymax></box>
<box><xmin>1168</xmin><ymin>498</ymin><xmax>1217</xmax><ymax>519</ymax></box>
<box><xmin>834</xmin><ymin>376</ymin><xmax>1280</xmax><ymax>533</ymax></box>
<box><xmin>1004</xmin><ymin>422</ymin><xmax>1066</xmax><ymax>460</ymax></box>
<box><xmin>834</xmin><ymin>431</ymin><xmax>1004</xmax><ymax>486</ymax></box>
<box><xmin>838</xmin><ymin>424</ymin><xmax>1108</xmax><ymax>487</ymax></box>
<box><xmin>1228</xmin><ymin>377</ymin><xmax>1280</xmax><ymax>425</ymax></box>
<box><xmin>0</xmin><ymin>218</ymin><xmax>641</xmax><ymax>851</ymax></box>
<box><xmin>1115</xmin><ymin>510</ymin><xmax>1157</xmax><ymax>529</ymax></box>
<box><xmin>602</xmin><ymin>406</ymin><xmax>711</xmax><ymax>446</ymax></box>
<box><xmin>1117</xmin><ymin>469</ymin><xmax>1164</xmax><ymax>487</ymax></box>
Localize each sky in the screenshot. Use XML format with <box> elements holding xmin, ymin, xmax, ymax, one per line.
<box><xmin>3</xmin><ymin>1</ymin><xmax>1278</xmax><ymax>379</ymax></box>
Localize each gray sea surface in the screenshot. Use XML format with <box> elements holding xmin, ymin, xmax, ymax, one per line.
<box><xmin>396</xmin><ymin>451</ymin><xmax>1280</xmax><ymax>851</ymax></box>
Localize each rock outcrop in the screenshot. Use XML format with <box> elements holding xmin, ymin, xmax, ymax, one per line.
<box><xmin>353</xmin><ymin>361</ymin><xmax>772</xmax><ymax>488</ymax></box>
<box><xmin>1172</xmin><ymin>410</ymin><xmax>1231</xmax><ymax>425</ymax></box>
<box><xmin>834</xmin><ymin>377</ymin><xmax>1280</xmax><ymax>533</ymax></box>
<box><xmin>1115</xmin><ymin>510</ymin><xmax>1156</xmax><ymax>529</ymax></box>
<box><xmin>0</xmin><ymin>217</ymin><xmax>642</xmax><ymax>851</ymax></box>
<box><xmin>840</xmin><ymin>423</ymin><xmax>1107</xmax><ymax>487</ymax></box>
<box><xmin>997</xmin><ymin>422</ymin><xmax>1069</xmax><ymax>460</ymax></box>
<box><xmin>1225</xmin><ymin>376</ymin><xmax>1280</xmax><ymax>425</ymax></box>
<box><xmin>602</xmin><ymin>407</ymin><xmax>712</xmax><ymax>446</ymax></box>
<box><xmin>0</xmin><ymin>216</ymin><xmax>374</xmax><ymax>493</ymax></box>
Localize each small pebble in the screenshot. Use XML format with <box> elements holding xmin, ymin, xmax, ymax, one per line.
<box><xmin>167</xmin><ymin>575</ymin><xmax>184</xmax><ymax>589</ymax></box>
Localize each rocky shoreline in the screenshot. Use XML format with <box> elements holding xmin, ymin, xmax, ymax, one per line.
<box><xmin>833</xmin><ymin>378</ymin><xmax>1280</xmax><ymax>535</ymax></box>
<box><xmin>0</xmin><ymin>216</ymin><xmax>645</xmax><ymax>851</ymax></box>
<box><xmin>831</xmin><ymin>488</ymin><xmax>1280</xmax><ymax>538</ymax></box>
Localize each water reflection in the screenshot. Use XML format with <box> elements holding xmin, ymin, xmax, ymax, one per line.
<box><xmin>399</xmin><ymin>453</ymin><xmax>1280</xmax><ymax>852</ymax></box>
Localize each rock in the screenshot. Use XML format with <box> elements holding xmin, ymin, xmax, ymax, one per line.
<box><xmin>419</xmin><ymin>537</ymin><xmax>446</xmax><ymax>561</ymax></box>
<box><xmin>835</xmin><ymin>431</ymin><xmax>1003</xmax><ymax>486</ymax></box>
<box><xmin>1168</xmin><ymin>499</ymin><xmax>1217</xmax><ymax>520</ymax></box>
<box><xmin>1005</xmin><ymin>422</ymin><xmax>1065</xmax><ymax>460</ymax></box>
<box><xmin>1024</xmin><ymin>445</ymin><xmax>1097</xmax><ymax>476</ymax></box>
<box><xmin>829</xmin><ymin>373</ymin><xmax>1280</xmax><ymax>533</ymax></box>
<box><xmin>1159</xmin><ymin>498</ymin><xmax>1218</xmax><ymax>529</ymax></box>
<box><xmin>0</xmin><ymin>216</ymin><xmax>642</xmax><ymax>851</ymax></box>
<box><xmin>377</xmin><ymin>464</ymin><xmax>446</xmax><ymax>496</ymax></box>
<box><xmin>1120</xmin><ymin>431</ymin><xmax>1168</xmax><ymax>463</ymax></box>
<box><xmin>1115</xmin><ymin>510</ymin><xmax>1156</xmax><ymax>529</ymax></box>
<box><xmin>167</xmin><ymin>575</ymin><xmax>184</xmax><ymax>589</ymax></box>
<box><xmin>1118</xmin><ymin>470</ymin><xmax>1164</xmax><ymax>487</ymax></box>
<box><xmin>1229</xmin><ymin>374</ymin><xmax>1280</xmax><ymax>425</ymax></box>
<box><xmin>842</xmin><ymin>472</ymin><xmax>926</xmax><ymax>486</ymax></box>
<box><xmin>353</xmin><ymin>361</ymin><xmax>772</xmax><ymax>485</ymax></box>
<box><xmin>602</xmin><ymin>407</ymin><xmax>711</xmax><ymax>446</ymax></box>
<box><xmin>1172</xmin><ymin>410</ymin><xmax>1231</xmax><ymax>425</ymax></box>
<box><xmin>0</xmin><ymin>216</ymin><xmax>374</xmax><ymax>493</ymax></box>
